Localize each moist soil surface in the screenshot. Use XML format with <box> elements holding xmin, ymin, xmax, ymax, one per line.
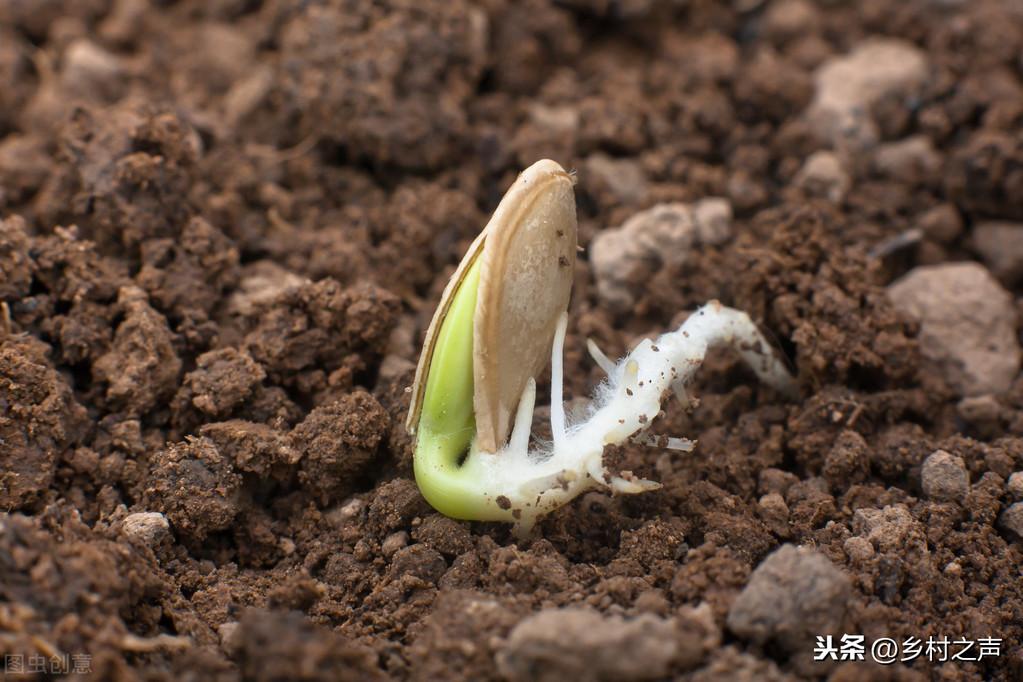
<box><xmin>2</xmin><ymin>1</ymin><xmax>1023</xmax><ymax>680</ymax></box>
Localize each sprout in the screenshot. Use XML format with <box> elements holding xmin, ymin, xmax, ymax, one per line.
<box><xmin>407</xmin><ymin>160</ymin><xmax>797</xmax><ymax>536</ymax></box>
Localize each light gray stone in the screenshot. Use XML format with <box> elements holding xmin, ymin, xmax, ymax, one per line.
<box><xmin>591</xmin><ymin>200</ymin><xmax>732</xmax><ymax>313</ymax></box>
<box><xmin>887</xmin><ymin>262</ymin><xmax>1020</xmax><ymax>396</ymax></box>
<box><xmin>121</xmin><ymin>511</ymin><xmax>171</xmax><ymax>545</ymax></box>
<box><xmin>584</xmin><ymin>153</ymin><xmax>649</xmax><ymax>206</ymax></box>
<box><xmin>852</xmin><ymin>504</ymin><xmax>926</xmax><ymax>555</ymax></box>
<box><xmin>1006</xmin><ymin>472</ymin><xmax>1023</xmax><ymax>501</ymax></box>
<box><xmin>795</xmin><ymin>151</ymin><xmax>849</xmax><ymax>202</ymax></box>
<box><xmin>381</xmin><ymin>530</ymin><xmax>409</xmax><ymax>559</ymax></box>
<box><xmin>999</xmin><ymin>502</ymin><xmax>1023</xmax><ymax>541</ymax></box>
<box><xmin>726</xmin><ymin>545</ymin><xmax>850</xmax><ymax>654</ymax></box>
<box><xmin>974</xmin><ymin>221</ymin><xmax>1023</xmax><ymax>285</ymax></box>
<box><xmin>873</xmin><ymin>136</ymin><xmax>941</xmax><ymax>184</ymax></box>
<box><xmin>921</xmin><ymin>450</ymin><xmax>969</xmax><ymax>502</ymax></box>
<box><xmin>808</xmin><ymin>40</ymin><xmax>928</xmax><ymax>149</ymax></box>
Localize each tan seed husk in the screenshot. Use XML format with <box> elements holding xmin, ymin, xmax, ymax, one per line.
<box><xmin>406</xmin><ymin>159</ymin><xmax>577</xmax><ymax>453</ymax></box>
<box><xmin>473</xmin><ymin>160</ymin><xmax>577</xmax><ymax>452</ymax></box>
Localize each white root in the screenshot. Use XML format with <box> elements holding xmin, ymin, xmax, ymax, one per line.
<box><xmin>586</xmin><ymin>338</ymin><xmax>617</xmax><ymax>375</ymax></box>
<box><xmin>460</xmin><ymin>301</ymin><xmax>797</xmax><ymax>536</ymax></box>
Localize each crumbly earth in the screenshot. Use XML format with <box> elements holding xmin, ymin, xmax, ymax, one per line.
<box><xmin>1</xmin><ymin>1</ymin><xmax>1023</xmax><ymax>680</ymax></box>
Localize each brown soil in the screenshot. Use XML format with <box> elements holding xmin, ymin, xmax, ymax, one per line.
<box><xmin>2</xmin><ymin>1</ymin><xmax>1023</xmax><ymax>680</ymax></box>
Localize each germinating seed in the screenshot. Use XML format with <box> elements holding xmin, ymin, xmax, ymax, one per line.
<box><xmin>408</xmin><ymin>160</ymin><xmax>797</xmax><ymax>536</ymax></box>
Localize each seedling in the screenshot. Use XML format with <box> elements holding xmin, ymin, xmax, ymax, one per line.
<box><xmin>407</xmin><ymin>160</ymin><xmax>797</xmax><ymax>535</ymax></box>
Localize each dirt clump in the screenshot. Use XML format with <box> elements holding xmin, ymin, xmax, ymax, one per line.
<box><xmin>93</xmin><ymin>286</ymin><xmax>182</xmax><ymax>416</ymax></box>
<box><xmin>175</xmin><ymin>348</ymin><xmax>265</xmax><ymax>421</ymax></box>
<box><xmin>142</xmin><ymin>436</ymin><xmax>242</xmax><ymax>545</ymax></box>
<box><xmin>292</xmin><ymin>390</ymin><xmax>390</xmax><ymax>505</ymax></box>
<box><xmin>1</xmin><ymin>334</ymin><xmax>89</xmax><ymax>509</ymax></box>
<box><xmin>497</xmin><ymin>607</ymin><xmax>679</xmax><ymax>682</ymax></box>
<box><xmin>234</xmin><ymin>608</ymin><xmax>386</xmax><ymax>682</ymax></box>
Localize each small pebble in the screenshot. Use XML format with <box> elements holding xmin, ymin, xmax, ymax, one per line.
<box><xmin>591</xmin><ymin>200</ymin><xmax>732</xmax><ymax>313</ymax></box>
<box><xmin>808</xmin><ymin>39</ymin><xmax>928</xmax><ymax>148</ymax></box>
<box><xmin>973</xmin><ymin>221</ymin><xmax>1023</xmax><ymax>285</ymax></box>
<box><xmin>795</xmin><ymin>150</ymin><xmax>849</xmax><ymax>203</ymax></box>
<box><xmin>887</xmin><ymin>263</ymin><xmax>1020</xmax><ymax>396</ymax></box>
<box><xmin>727</xmin><ymin>544</ymin><xmax>851</xmax><ymax>654</ymax></box>
<box><xmin>917</xmin><ymin>203</ymin><xmax>963</xmax><ymax>244</ymax></box>
<box><xmin>218</xmin><ymin>621</ymin><xmax>241</xmax><ymax>656</ymax></box>
<box><xmin>337</xmin><ymin>498</ymin><xmax>366</xmax><ymax>522</ymax></box>
<box><xmin>920</xmin><ymin>450</ymin><xmax>969</xmax><ymax>502</ymax></box>
<box><xmin>1007</xmin><ymin>472</ymin><xmax>1023</xmax><ymax>501</ymax></box>
<box><xmin>584</xmin><ymin>153</ymin><xmax>649</xmax><ymax>206</ymax></box>
<box><xmin>843</xmin><ymin>536</ymin><xmax>874</xmax><ymax>563</ymax></box>
<box><xmin>999</xmin><ymin>502</ymin><xmax>1023</xmax><ymax>541</ymax></box>
<box><xmin>381</xmin><ymin>530</ymin><xmax>409</xmax><ymax>559</ymax></box>
<box><xmin>853</xmin><ymin>505</ymin><xmax>927</xmax><ymax>555</ymax></box>
<box><xmin>121</xmin><ymin>512</ymin><xmax>171</xmax><ymax>546</ymax></box>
